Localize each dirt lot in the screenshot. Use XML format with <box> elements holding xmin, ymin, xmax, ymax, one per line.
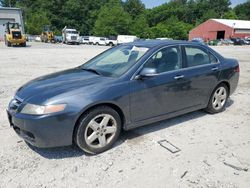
<box><xmin>0</xmin><ymin>42</ymin><xmax>249</xmax><ymax>188</ymax></box>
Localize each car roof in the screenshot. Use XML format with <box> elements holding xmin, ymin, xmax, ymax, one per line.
<box><xmin>126</xmin><ymin>39</ymin><xmax>199</xmax><ymax>48</ymax></box>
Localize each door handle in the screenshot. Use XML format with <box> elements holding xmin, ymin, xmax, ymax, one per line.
<box><xmin>211</xmin><ymin>67</ymin><xmax>219</xmax><ymax>71</ymax></box>
<box><xmin>174</xmin><ymin>75</ymin><xmax>184</xmax><ymax>80</ymax></box>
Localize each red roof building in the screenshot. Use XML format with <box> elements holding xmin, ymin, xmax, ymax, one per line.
<box><xmin>189</xmin><ymin>19</ymin><xmax>250</xmax><ymax>41</ymax></box>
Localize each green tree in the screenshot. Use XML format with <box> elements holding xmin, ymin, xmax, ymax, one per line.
<box><xmin>123</xmin><ymin>0</ymin><xmax>145</xmax><ymax>18</ymax></box>
<box><xmin>93</xmin><ymin>0</ymin><xmax>132</xmax><ymax>36</ymax></box>
<box><xmin>206</xmin><ymin>0</ymin><xmax>231</xmax><ymax>17</ymax></box>
<box><xmin>150</xmin><ymin>16</ymin><xmax>192</xmax><ymax>40</ymax></box>
<box><xmin>199</xmin><ymin>9</ymin><xmax>219</xmax><ymax>23</ymax></box>
<box><xmin>129</xmin><ymin>15</ymin><xmax>150</xmax><ymax>38</ymax></box>
<box><xmin>0</xmin><ymin>0</ymin><xmax>17</xmax><ymax>7</ymax></box>
<box><xmin>7</xmin><ymin>0</ymin><xmax>109</xmax><ymax>35</ymax></box>
<box><xmin>222</xmin><ymin>10</ymin><xmax>238</xmax><ymax>19</ymax></box>
<box><xmin>25</xmin><ymin>11</ymin><xmax>51</xmax><ymax>34</ymax></box>
<box><xmin>234</xmin><ymin>1</ymin><xmax>250</xmax><ymax>20</ymax></box>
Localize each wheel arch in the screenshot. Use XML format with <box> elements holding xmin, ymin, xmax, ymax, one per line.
<box><xmin>206</xmin><ymin>80</ymin><xmax>231</xmax><ymax>108</ymax></box>
<box><xmin>217</xmin><ymin>80</ymin><xmax>230</xmax><ymax>94</ymax></box>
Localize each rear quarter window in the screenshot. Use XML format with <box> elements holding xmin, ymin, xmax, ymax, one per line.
<box><xmin>209</xmin><ymin>53</ymin><xmax>219</xmax><ymax>64</ymax></box>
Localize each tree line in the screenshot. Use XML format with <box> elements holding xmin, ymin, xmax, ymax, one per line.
<box><xmin>1</xmin><ymin>0</ymin><xmax>249</xmax><ymax>40</ymax></box>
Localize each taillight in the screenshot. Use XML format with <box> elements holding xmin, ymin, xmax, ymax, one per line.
<box><xmin>234</xmin><ymin>66</ymin><xmax>240</xmax><ymax>73</ymax></box>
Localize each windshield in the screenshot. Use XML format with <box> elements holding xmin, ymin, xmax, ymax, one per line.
<box><xmin>9</xmin><ymin>23</ymin><xmax>19</xmax><ymax>29</ymax></box>
<box><xmin>66</xmin><ymin>31</ymin><xmax>78</xmax><ymax>34</ymax></box>
<box><xmin>81</xmin><ymin>45</ymin><xmax>149</xmax><ymax>77</ymax></box>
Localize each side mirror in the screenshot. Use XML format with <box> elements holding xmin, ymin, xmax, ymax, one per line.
<box><xmin>135</xmin><ymin>67</ymin><xmax>158</xmax><ymax>80</ymax></box>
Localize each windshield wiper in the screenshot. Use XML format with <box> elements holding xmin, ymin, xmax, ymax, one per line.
<box><xmin>81</xmin><ymin>68</ymin><xmax>101</xmax><ymax>75</ymax></box>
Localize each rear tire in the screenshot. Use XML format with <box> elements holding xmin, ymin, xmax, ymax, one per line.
<box><xmin>22</xmin><ymin>42</ymin><xmax>26</xmax><ymax>47</ymax></box>
<box><xmin>75</xmin><ymin>106</ymin><xmax>121</xmax><ymax>154</ymax></box>
<box><xmin>5</xmin><ymin>37</ymin><xmax>11</xmax><ymax>47</ymax></box>
<box><xmin>205</xmin><ymin>83</ymin><xmax>229</xmax><ymax>114</ymax></box>
<box><xmin>7</xmin><ymin>41</ymin><xmax>11</xmax><ymax>47</ymax></box>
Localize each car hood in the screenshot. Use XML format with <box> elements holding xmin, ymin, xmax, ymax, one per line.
<box><xmin>16</xmin><ymin>68</ymin><xmax>114</xmax><ymax>104</ymax></box>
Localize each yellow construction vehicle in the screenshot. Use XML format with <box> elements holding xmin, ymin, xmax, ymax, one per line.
<box><xmin>4</xmin><ymin>22</ymin><xmax>26</xmax><ymax>47</ymax></box>
<box><xmin>41</xmin><ymin>25</ymin><xmax>55</xmax><ymax>43</ymax></box>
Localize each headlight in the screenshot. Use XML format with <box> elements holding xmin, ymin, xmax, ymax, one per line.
<box><xmin>21</xmin><ymin>103</ymin><xmax>66</xmax><ymax>115</ymax></box>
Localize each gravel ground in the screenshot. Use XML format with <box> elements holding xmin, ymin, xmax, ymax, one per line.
<box><xmin>0</xmin><ymin>42</ymin><xmax>249</xmax><ymax>188</ymax></box>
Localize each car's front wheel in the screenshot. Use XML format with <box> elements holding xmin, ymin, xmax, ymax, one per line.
<box><xmin>75</xmin><ymin>106</ymin><xmax>121</xmax><ymax>154</ymax></box>
<box><xmin>205</xmin><ymin>84</ymin><xmax>229</xmax><ymax>114</ymax></box>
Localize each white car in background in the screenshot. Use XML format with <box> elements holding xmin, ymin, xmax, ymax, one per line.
<box><xmin>105</xmin><ymin>37</ymin><xmax>118</xmax><ymax>46</ymax></box>
<box><xmin>156</xmin><ymin>37</ymin><xmax>173</xmax><ymax>40</ymax></box>
<box><xmin>81</xmin><ymin>36</ymin><xmax>90</xmax><ymax>44</ymax></box>
<box><xmin>117</xmin><ymin>35</ymin><xmax>138</xmax><ymax>44</ymax></box>
<box><xmin>35</xmin><ymin>36</ymin><xmax>41</xmax><ymax>42</ymax></box>
<box><xmin>89</xmin><ymin>36</ymin><xmax>106</xmax><ymax>45</ymax></box>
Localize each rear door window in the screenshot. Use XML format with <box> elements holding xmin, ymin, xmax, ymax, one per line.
<box><xmin>184</xmin><ymin>46</ymin><xmax>210</xmax><ymax>67</ymax></box>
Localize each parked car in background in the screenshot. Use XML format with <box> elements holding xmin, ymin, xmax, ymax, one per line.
<box><xmin>88</xmin><ymin>36</ymin><xmax>106</xmax><ymax>45</ymax></box>
<box><xmin>34</xmin><ymin>36</ymin><xmax>41</xmax><ymax>42</ymax></box>
<box><xmin>62</xmin><ymin>26</ymin><xmax>80</xmax><ymax>45</ymax></box>
<box><xmin>243</xmin><ymin>39</ymin><xmax>250</xmax><ymax>45</ymax></box>
<box><xmin>81</xmin><ymin>36</ymin><xmax>90</xmax><ymax>44</ymax></box>
<box><xmin>26</xmin><ymin>35</ymin><xmax>35</xmax><ymax>42</ymax></box>
<box><xmin>93</xmin><ymin>37</ymin><xmax>107</xmax><ymax>45</ymax></box>
<box><xmin>105</xmin><ymin>36</ymin><xmax>118</xmax><ymax>46</ymax></box>
<box><xmin>231</xmin><ymin>38</ymin><xmax>244</xmax><ymax>45</ymax></box>
<box><xmin>156</xmin><ymin>37</ymin><xmax>173</xmax><ymax>40</ymax></box>
<box><xmin>7</xmin><ymin>40</ymin><xmax>239</xmax><ymax>154</ymax></box>
<box><xmin>245</xmin><ymin>38</ymin><xmax>250</xmax><ymax>45</ymax></box>
<box><xmin>220</xmin><ymin>39</ymin><xmax>234</xmax><ymax>45</ymax></box>
<box><xmin>191</xmin><ymin>38</ymin><xmax>206</xmax><ymax>45</ymax></box>
<box><xmin>54</xmin><ymin>36</ymin><xmax>63</xmax><ymax>43</ymax></box>
<box><xmin>88</xmin><ymin>36</ymin><xmax>95</xmax><ymax>45</ymax></box>
<box><xmin>117</xmin><ymin>35</ymin><xmax>138</xmax><ymax>44</ymax></box>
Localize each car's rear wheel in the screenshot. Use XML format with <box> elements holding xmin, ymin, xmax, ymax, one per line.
<box><xmin>205</xmin><ymin>84</ymin><xmax>229</xmax><ymax>114</ymax></box>
<box><xmin>75</xmin><ymin>106</ymin><xmax>121</xmax><ymax>154</ymax></box>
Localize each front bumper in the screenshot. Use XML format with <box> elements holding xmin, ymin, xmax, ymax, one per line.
<box><xmin>7</xmin><ymin>110</ymin><xmax>76</xmax><ymax>148</ymax></box>
<box><xmin>67</xmin><ymin>40</ymin><xmax>79</xmax><ymax>43</ymax></box>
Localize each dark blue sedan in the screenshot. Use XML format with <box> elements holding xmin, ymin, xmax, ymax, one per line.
<box><xmin>7</xmin><ymin>40</ymin><xmax>239</xmax><ymax>154</ymax></box>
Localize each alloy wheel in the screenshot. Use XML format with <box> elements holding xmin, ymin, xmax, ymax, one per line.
<box><xmin>212</xmin><ymin>87</ymin><xmax>227</xmax><ymax>110</ymax></box>
<box><xmin>84</xmin><ymin>114</ymin><xmax>117</xmax><ymax>149</ymax></box>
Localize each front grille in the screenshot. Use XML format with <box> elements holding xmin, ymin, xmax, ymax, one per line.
<box><xmin>9</xmin><ymin>96</ymin><xmax>23</xmax><ymax>113</ymax></box>
<box><xmin>12</xmin><ymin>31</ymin><xmax>22</xmax><ymax>39</ymax></box>
<box><xmin>71</xmin><ymin>36</ymin><xmax>77</xmax><ymax>40</ymax></box>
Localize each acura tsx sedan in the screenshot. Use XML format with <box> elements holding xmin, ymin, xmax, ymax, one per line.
<box><xmin>7</xmin><ymin>40</ymin><xmax>239</xmax><ymax>154</ymax></box>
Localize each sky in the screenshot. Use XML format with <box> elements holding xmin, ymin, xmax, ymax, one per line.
<box><xmin>141</xmin><ymin>0</ymin><xmax>247</xmax><ymax>8</ymax></box>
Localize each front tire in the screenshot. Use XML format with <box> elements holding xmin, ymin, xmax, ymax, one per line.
<box><xmin>75</xmin><ymin>106</ymin><xmax>121</xmax><ymax>154</ymax></box>
<box><xmin>205</xmin><ymin>84</ymin><xmax>229</xmax><ymax>114</ymax></box>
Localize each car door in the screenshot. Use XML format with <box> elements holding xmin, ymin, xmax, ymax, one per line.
<box><xmin>129</xmin><ymin>45</ymin><xmax>193</xmax><ymax>123</ymax></box>
<box><xmin>181</xmin><ymin>45</ymin><xmax>221</xmax><ymax>107</ymax></box>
